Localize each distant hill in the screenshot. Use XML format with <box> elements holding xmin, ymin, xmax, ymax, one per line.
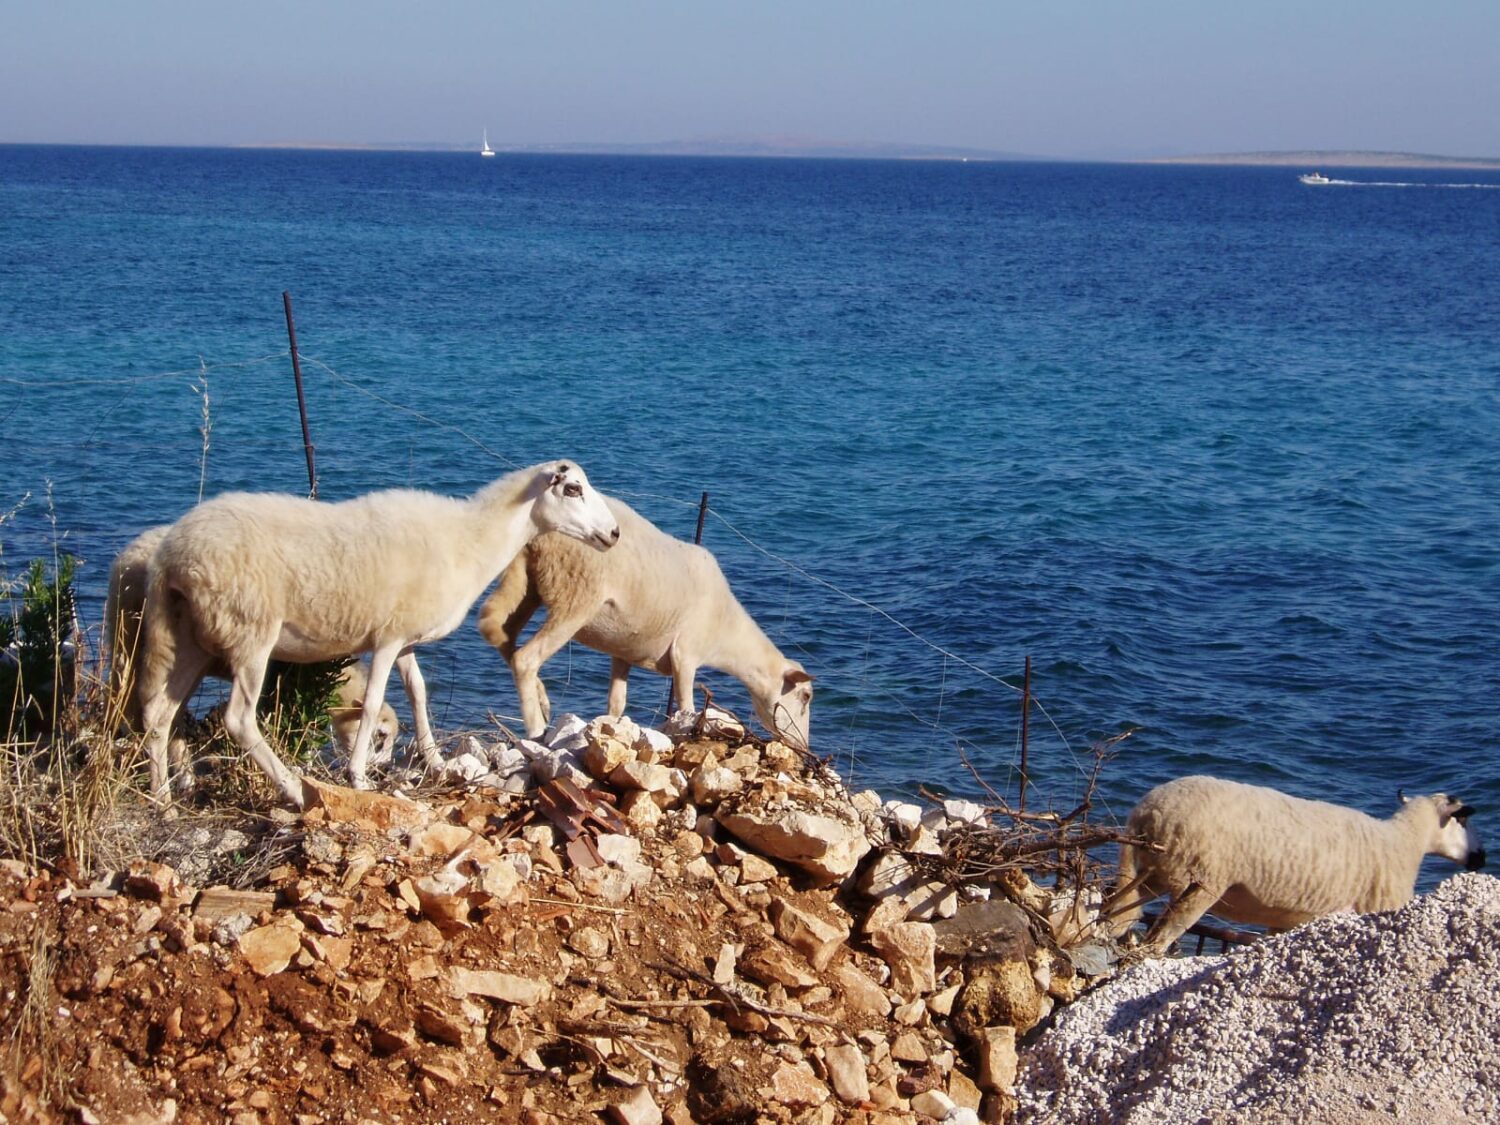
<box><xmin>1146</xmin><ymin>150</ymin><xmax>1500</xmax><ymax>169</ymax></box>
<box><xmin>242</xmin><ymin>135</ymin><xmax>1041</xmax><ymax>162</ymax></box>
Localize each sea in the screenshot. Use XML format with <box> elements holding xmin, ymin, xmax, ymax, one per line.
<box><xmin>2</xmin><ymin>145</ymin><xmax>1497</xmax><ymax>860</ymax></box>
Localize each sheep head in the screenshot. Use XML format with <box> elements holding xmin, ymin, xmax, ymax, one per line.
<box><xmin>754</xmin><ymin>664</ymin><xmax>813</xmax><ymax>752</ymax></box>
<box><xmin>1401</xmin><ymin>791</ymin><xmax>1486</xmax><ymax>871</ymax></box>
<box><xmin>529</xmin><ymin>462</ymin><xmax>621</xmax><ymax>551</ymax></box>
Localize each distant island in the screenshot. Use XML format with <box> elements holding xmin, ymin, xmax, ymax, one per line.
<box><xmin>239</xmin><ymin>135</ymin><xmax>1042</xmax><ymax>162</ymax></box>
<box><xmin>1146</xmin><ymin>149</ymin><xmax>1500</xmax><ymax>169</ymax></box>
<box><xmin>232</xmin><ymin>141</ymin><xmax>1500</xmax><ymax>169</ymax></box>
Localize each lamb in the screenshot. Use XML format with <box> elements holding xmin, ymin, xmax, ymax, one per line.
<box><xmin>1104</xmin><ymin>774</ymin><xmax>1486</xmax><ymax>958</ymax></box>
<box><xmin>137</xmin><ymin>460</ymin><xmax>620</xmax><ymax>807</ymax></box>
<box><xmin>477</xmin><ymin>495</ymin><xmax>813</xmax><ymax>748</ymax></box>
<box><xmin>105</xmin><ymin>525</ymin><xmax>401</xmax><ymax>768</ymax></box>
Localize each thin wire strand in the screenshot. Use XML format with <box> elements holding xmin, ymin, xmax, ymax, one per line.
<box><xmin>299</xmin><ymin>354</ymin><xmax>521</xmax><ymax>469</ymax></box>
<box><xmin>0</xmin><ymin>351</ymin><xmax>288</xmax><ymax>388</ymax></box>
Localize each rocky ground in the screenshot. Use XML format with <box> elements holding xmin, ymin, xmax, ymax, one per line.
<box><xmin>5</xmin><ymin>707</ymin><xmax>1494</xmax><ymax>1125</ymax></box>
<box><xmin>0</xmin><ymin>709</ymin><xmax>1083</xmax><ymax>1124</ymax></box>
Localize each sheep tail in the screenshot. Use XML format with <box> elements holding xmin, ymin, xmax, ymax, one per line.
<box><xmin>1101</xmin><ymin>845</ymin><xmax>1151</xmax><ymax>937</ymax></box>
<box><xmin>135</xmin><ymin>564</ymin><xmax>182</xmax><ymax>726</ymax></box>
<box><xmin>478</xmin><ymin>552</ymin><xmax>538</xmax><ymax>660</ymax></box>
<box><xmin>103</xmin><ymin>562</ymin><xmax>132</xmax><ymax>725</ymax></box>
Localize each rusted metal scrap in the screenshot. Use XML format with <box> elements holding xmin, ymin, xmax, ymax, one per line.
<box><xmin>535</xmin><ymin>778</ymin><xmax>630</xmax><ymax>870</ymax></box>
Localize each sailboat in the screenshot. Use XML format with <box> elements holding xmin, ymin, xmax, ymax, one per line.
<box><xmin>481</xmin><ymin>129</ymin><xmax>495</xmax><ymax>158</ymax></box>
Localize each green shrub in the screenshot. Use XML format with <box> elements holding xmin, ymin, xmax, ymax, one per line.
<box><xmin>0</xmin><ymin>555</ymin><xmax>78</xmax><ymax>742</ymax></box>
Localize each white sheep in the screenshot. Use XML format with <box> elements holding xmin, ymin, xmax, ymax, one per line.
<box><xmin>477</xmin><ymin>495</ymin><xmax>814</xmax><ymax>747</ymax></box>
<box><xmin>137</xmin><ymin>460</ymin><xmax>620</xmax><ymax>806</ymax></box>
<box><xmin>1105</xmin><ymin>774</ymin><xmax>1486</xmax><ymax>957</ymax></box>
<box><xmin>106</xmin><ymin>525</ymin><xmax>401</xmax><ymax>769</ymax></box>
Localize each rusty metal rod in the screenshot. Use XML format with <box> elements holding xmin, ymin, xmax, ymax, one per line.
<box><xmin>282</xmin><ymin>291</ymin><xmax>318</xmax><ymax>498</ymax></box>
<box><xmin>1019</xmin><ymin>655</ymin><xmax>1031</xmax><ymax>813</ymax></box>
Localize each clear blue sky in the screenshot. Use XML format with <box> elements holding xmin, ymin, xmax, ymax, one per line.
<box><xmin>4</xmin><ymin>0</ymin><xmax>1497</xmax><ymax>157</ymax></box>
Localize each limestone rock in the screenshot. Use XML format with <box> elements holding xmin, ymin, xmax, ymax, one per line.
<box><xmin>832</xmin><ymin>963</ymin><xmax>892</xmax><ymax>1019</ymax></box>
<box><xmin>975</xmin><ymin>1026</ymin><xmax>1017</xmax><ymax>1093</ymax></box>
<box><xmin>741</xmin><ymin>941</ymin><xmax>819</xmax><ymax>990</ymax></box>
<box><xmin>124</xmin><ymin>859</ymin><xmax>182</xmax><ymax>902</ymax></box>
<box><xmin>448</xmin><ymin>968</ymin><xmax>550</xmax><ymax>1006</ymax></box>
<box><xmin>408</xmin><ymin>822</ymin><xmax>477</xmax><ymax>858</ymax></box>
<box><xmin>238</xmin><ymin>921</ymin><xmax>302</xmax><ymax>977</ymax></box>
<box><xmin>717</xmin><ymin>809</ymin><xmax>871</xmax><ymax>885</ymax></box>
<box><xmin>770</xmin><ymin>897</ymin><xmax>850</xmax><ymax>972</ymax></box>
<box><xmin>607</xmin><ymin>1085</ymin><xmax>662</xmax><ymax>1125</ymax></box>
<box><xmin>870</xmin><ymin>921</ymin><xmax>937</xmax><ymax>998</ymax></box>
<box><xmin>769</xmin><ymin>1060</ymin><xmax>829</xmax><ymax>1107</ymax></box>
<box><xmin>302</xmin><ymin>778</ymin><xmax>428</xmax><ymax>831</ymax></box>
<box><xmin>690</xmin><ymin>765</ymin><xmax>744</xmax><ymax>805</ymax></box>
<box><xmin>824</xmin><ymin>1043</ymin><xmax>871</xmax><ymax>1105</ymax></box>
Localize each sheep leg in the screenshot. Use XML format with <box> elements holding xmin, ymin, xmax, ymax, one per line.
<box><xmin>670</xmin><ymin>648</ymin><xmax>700</xmax><ymax>714</ymax></box>
<box><xmin>221</xmin><ymin>654</ymin><xmax>306</xmax><ymax>809</ymax></box>
<box><xmin>607</xmin><ymin>658</ymin><xmax>631</xmax><ymax>718</ymax></box>
<box><xmin>511</xmin><ymin>608</ymin><xmax>594</xmax><ymax>738</ymax></box>
<box><xmin>1137</xmin><ymin>882</ymin><xmax>1221</xmax><ymax>959</ymax></box>
<box><xmin>395</xmin><ymin>648</ymin><xmax>442</xmax><ymax>771</ymax></box>
<box><xmin>140</xmin><ymin>655</ymin><xmax>211</xmax><ymax>803</ymax></box>
<box><xmin>347</xmin><ymin>643</ymin><xmax>401</xmax><ymax>790</ymax></box>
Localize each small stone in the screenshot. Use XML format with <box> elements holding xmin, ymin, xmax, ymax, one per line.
<box><xmin>691</xmin><ymin>765</ymin><xmax>744</xmax><ymax>805</ymax></box>
<box><xmin>770</xmin><ymin>898</ymin><xmax>850</xmax><ymax>972</ymax></box>
<box><xmin>124</xmin><ymin>860</ymin><xmax>182</xmax><ymax>902</ymax></box>
<box><xmin>585</xmin><ymin>737</ymin><xmax>636</xmax><ymax>781</ymax></box>
<box><xmin>302</xmin><ymin>778</ymin><xmax>429</xmax><ymax>831</ymax></box>
<box><xmin>870</xmin><ymin>922</ymin><xmax>937</xmax><ymax>998</ymax></box>
<box><xmin>740</xmin><ymin>852</ymin><xmax>779</xmax><ymax>883</ymax></box>
<box><xmin>413</xmin><ymin>1005</ymin><xmax>467</xmax><ymax>1046</ymax></box>
<box><xmin>741</xmin><ymin>942</ymin><xmax>819</xmax><ymax>990</ymax></box>
<box><xmin>910</xmin><ymin>1089</ymin><xmax>956</xmax><ymax>1119</ymax></box>
<box><xmin>619</xmin><ymin>791</ymin><xmax>664</xmax><ymax>830</ymax></box>
<box><xmin>407</xmin><ymin>822</ymin><xmax>477</xmax><ymax>858</ymax></box>
<box><xmin>893</xmin><ymin>998</ymin><xmax>927</xmax><ymax>1026</ymax></box>
<box><xmin>769</xmin><ymin>1060</ymin><xmax>829</xmax><ymax>1107</ymax></box>
<box><xmin>976</xmin><ymin>1026</ymin><xmax>1017</xmax><ymax>1093</ymax></box>
<box><xmin>448</xmin><ymin>968</ymin><xmax>550</xmax><ymax>1007</ymax></box>
<box><xmin>412</xmin><ymin>873</ymin><xmax>473</xmax><ymax>931</ymax></box>
<box><xmin>823</xmin><ymin>1043</ymin><xmax>870</xmax><ymax>1105</ymax></box>
<box><xmin>567</xmin><ymin>926</ymin><xmax>611</xmax><ymax>959</ymax></box>
<box><xmin>607</xmin><ymin>1084</ymin><xmax>662</xmax><ymax>1125</ymax></box>
<box><xmin>948</xmin><ymin>1070</ymin><xmax>983</xmax><ymax>1111</ymax></box>
<box><xmin>832</xmin><ymin>963</ymin><xmax>892</xmax><ymax>1018</ymax></box>
<box><xmin>238</xmin><ymin>921</ymin><xmax>302</xmax><ymax>977</ymax></box>
<box><xmin>891</xmin><ymin>1030</ymin><xmax>928</xmax><ymax>1063</ymax></box>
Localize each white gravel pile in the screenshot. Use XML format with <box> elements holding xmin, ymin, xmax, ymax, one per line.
<box><xmin>1017</xmin><ymin>873</ymin><xmax>1500</xmax><ymax>1124</ymax></box>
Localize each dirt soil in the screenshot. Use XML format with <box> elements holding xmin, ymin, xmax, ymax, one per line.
<box><xmin>0</xmin><ymin>732</ymin><xmax>993</xmax><ymax>1125</ymax></box>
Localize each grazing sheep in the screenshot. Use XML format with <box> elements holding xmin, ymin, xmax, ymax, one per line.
<box><xmin>477</xmin><ymin>495</ymin><xmax>813</xmax><ymax>747</ymax></box>
<box><xmin>137</xmin><ymin>460</ymin><xmax>620</xmax><ymax>806</ymax></box>
<box><xmin>105</xmin><ymin>525</ymin><xmax>402</xmax><ymax>774</ymax></box>
<box><xmin>106</xmin><ymin>525</ymin><xmax>402</xmax><ymax>773</ymax></box>
<box><xmin>1105</xmin><ymin>775</ymin><xmax>1486</xmax><ymax>957</ymax></box>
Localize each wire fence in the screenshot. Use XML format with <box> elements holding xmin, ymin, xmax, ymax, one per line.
<box><xmin>1</xmin><ymin>345</ymin><xmax>1108</xmax><ymax>814</ymax></box>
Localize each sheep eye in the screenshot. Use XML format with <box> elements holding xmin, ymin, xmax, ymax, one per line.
<box><xmin>563</xmin><ymin>482</ymin><xmax>583</xmax><ymax>498</ymax></box>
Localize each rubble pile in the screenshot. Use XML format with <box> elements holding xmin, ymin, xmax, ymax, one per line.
<box><xmin>0</xmin><ymin>708</ymin><xmax>1105</xmax><ymax>1124</ymax></box>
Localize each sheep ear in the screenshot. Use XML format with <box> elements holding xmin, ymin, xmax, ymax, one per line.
<box><xmin>783</xmin><ymin>669</ymin><xmax>814</xmax><ymax>688</ymax></box>
<box><xmin>1397</xmin><ymin>789</ymin><xmax>1409</xmax><ymax>806</ymax></box>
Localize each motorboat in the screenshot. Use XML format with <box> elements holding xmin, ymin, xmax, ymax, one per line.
<box><xmin>1299</xmin><ymin>171</ymin><xmax>1331</xmax><ymax>185</ymax></box>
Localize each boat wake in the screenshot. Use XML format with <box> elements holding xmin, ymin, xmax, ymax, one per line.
<box><xmin>1313</xmin><ymin>178</ymin><xmax>1500</xmax><ymax>189</ymax></box>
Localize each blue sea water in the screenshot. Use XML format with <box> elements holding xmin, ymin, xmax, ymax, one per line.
<box><xmin>2</xmin><ymin>145</ymin><xmax>1498</xmax><ymax>852</ymax></box>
